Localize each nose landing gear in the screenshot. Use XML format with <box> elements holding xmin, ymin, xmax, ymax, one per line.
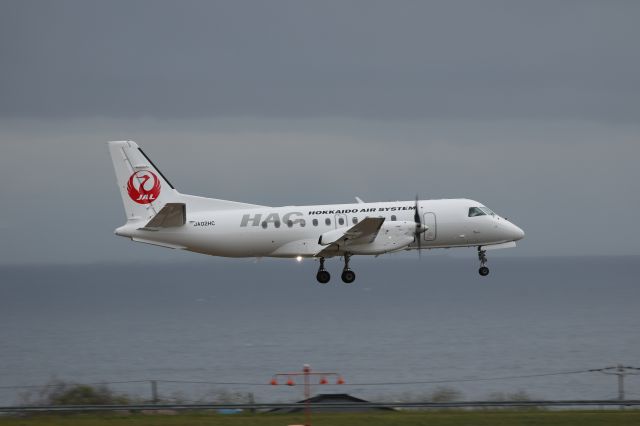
<box><xmin>316</xmin><ymin>257</ymin><xmax>331</xmax><ymax>284</ymax></box>
<box><xmin>478</xmin><ymin>247</ymin><xmax>490</xmax><ymax>276</ymax></box>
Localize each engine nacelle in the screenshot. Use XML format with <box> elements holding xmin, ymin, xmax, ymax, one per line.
<box><xmin>349</xmin><ymin>221</ymin><xmax>416</xmax><ymax>254</ymax></box>
<box><xmin>318</xmin><ymin>228</ymin><xmax>348</xmax><ymax>245</ymax></box>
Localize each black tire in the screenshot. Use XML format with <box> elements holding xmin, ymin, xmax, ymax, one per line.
<box><xmin>316</xmin><ymin>270</ymin><xmax>331</xmax><ymax>284</ymax></box>
<box><xmin>479</xmin><ymin>266</ymin><xmax>490</xmax><ymax>276</ymax></box>
<box><xmin>341</xmin><ymin>269</ymin><xmax>356</xmax><ymax>284</ymax></box>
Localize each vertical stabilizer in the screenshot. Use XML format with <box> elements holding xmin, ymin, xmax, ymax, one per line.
<box><xmin>108</xmin><ymin>140</ymin><xmax>180</xmax><ymax>222</ymax></box>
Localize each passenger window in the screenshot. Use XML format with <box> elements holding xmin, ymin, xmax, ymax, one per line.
<box><xmin>352</xmin><ymin>217</ymin><xmax>358</xmax><ymax>224</ymax></box>
<box><xmin>468</xmin><ymin>207</ymin><xmax>486</xmax><ymax>217</ymax></box>
<box><xmin>274</xmin><ymin>221</ymin><xmax>281</xmax><ymax>228</ymax></box>
<box><xmin>391</xmin><ymin>215</ymin><xmax>397</xmax><ymax>221</ymax></box>
<box><xmin>312</xmin><ymin>219</ymin><xmax>318</xmax><ymax>226</ymax></box>
<box><xmin>325</xmin><ymin>218</ymin><xmax>331</xmax><ymax>226</ymax></box>
<box><xmin>338</xmin><ymin>217</ymin><xmax>344</xmax><ymax>225</ymax></box>
<box><xmin>287</xmin><ymin>220</ymin><xmax>293</xmax><ymax>228</ymax></box>
<box><xmin>261</xmin><ymin>221</ymin><xmax>268</xmax><ymax>229</ymax></box>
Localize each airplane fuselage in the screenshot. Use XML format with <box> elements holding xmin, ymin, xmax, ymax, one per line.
<box><xmin>116</xmin><ymin>198</ymin><xmax>524</xmax><ymax>258</ymax></box>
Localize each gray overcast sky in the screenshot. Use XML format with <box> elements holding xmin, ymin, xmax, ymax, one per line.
<box><xmin>2</xmin><ymin>1</ymin><xmax>640</xmax><ymax>121</ymax></box>
<box><xmin>0</xmin><ymin>1</ymin><xmax>639</xmax><ymax>264</ymax></box>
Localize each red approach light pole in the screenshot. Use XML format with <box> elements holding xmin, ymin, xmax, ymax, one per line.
<box><xmin>270</xmin><ymin>364</ymin><xmax>344</xmax><ymax>426</ymax></box>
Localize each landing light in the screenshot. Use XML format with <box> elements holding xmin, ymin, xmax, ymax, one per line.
<box><xmin>296</xmin><ymin>256</ymin><xmax>303</xmax><ymax>262</ymax></box>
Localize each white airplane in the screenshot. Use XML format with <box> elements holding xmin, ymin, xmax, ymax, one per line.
<box><xmin>108</xmin><ymin>140</ymin><xmax>525</xmax><ymax>283</ymax></box>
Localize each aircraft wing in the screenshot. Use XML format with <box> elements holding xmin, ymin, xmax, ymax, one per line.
<box><xmin>141</xmin><ymin>203</ymin><xmax>186</xmax><ymax>229</ymax></box>
<box><xmin>315</xmin><ymin>217</ymin><xmax>385</xmax><ymax>257</ymax></box>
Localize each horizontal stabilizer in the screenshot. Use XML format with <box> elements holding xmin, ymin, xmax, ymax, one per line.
<box><xmin>143</xmin><ymin>203</ymin><xmax>186</xmax><ymax>228</ymax></box>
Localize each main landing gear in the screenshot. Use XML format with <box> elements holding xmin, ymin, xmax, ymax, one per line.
<box><xmin>341</xmin><ymin>254</ymin><xmax>356</xmax><ymax>284</ymax></box>
<box><xmin>316</xmin><ymin>257</ymin><xmax>331</xmax><ymax>284</ymax></box>
<box><xmin>478</xmin><ymin>246</ymin><xmax>490</xmax><ymax>276</ymax></box>
<box><xmin>315</xmin><ymin>255</ymin><xmax>356</xmax><ymax>284</ymax></box>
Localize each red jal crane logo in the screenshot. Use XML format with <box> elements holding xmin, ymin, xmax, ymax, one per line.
<box><xmin>127</xmin><ymin>171</ymin><xmax>161</xmax><ymax>204</ymax></box>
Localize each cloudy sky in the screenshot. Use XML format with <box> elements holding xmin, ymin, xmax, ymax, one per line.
<box><xmin>1</xmin><ymin>0</ymin><xmax>639</xmax><ymax>264</ymax></box>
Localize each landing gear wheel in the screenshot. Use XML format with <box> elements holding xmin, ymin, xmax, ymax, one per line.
<box><xmin>477</xmin><ymin>246</ymin><xmax>489</xmax><ymax>277</ymax></box>
<box><xmin>341</xmin><ymin>269</ymin><xmax>356</xmax><ymax>284</ymax></box>
<box><xmin>316</xmin><ymin>257</ymin><xmax>330</xmax><ymax>284</ymax></box>
<box><xmin>316</xmin><ymin>270</ymin><xmax>331</xmax><ymax>284</ymax></box>
<box><xmin>340</xmin><ymin>253</ymin><xmax>356</xmax><ymax>284</ymax></box>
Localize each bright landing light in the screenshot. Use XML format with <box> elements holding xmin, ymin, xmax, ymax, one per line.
<box><xmin>296</xmin><ymin>256</ymin><xmax>303</xmax><ymax>262</ymax></box>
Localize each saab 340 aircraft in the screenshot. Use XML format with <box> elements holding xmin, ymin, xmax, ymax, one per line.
<box><xmin>108</xmin><ymin>141</ymin><xmax>524</xmax><ymax>283</ymax></box>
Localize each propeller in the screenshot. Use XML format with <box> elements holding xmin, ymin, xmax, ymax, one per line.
<box><xmin>414</xmin><ymin>195</ymin><xmax>422</xmax><ymax>258</ymax></box>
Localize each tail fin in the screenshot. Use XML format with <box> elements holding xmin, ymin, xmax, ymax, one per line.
<box><xmin>108</xmin><ymin>140</ymin><xmax>180</xmax><ymax>222</ymax></box>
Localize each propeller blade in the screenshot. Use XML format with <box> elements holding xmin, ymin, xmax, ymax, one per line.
<box><xmin>414</xmin><ymin>195</ymin><xmax>421</xmax><ymax>258</ymax></box>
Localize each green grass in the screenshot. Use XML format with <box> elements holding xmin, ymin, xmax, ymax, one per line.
<box><xmin>2</xmin><ymin>411</ymin><xmax>640</xmax><ymax>426</ymax></box>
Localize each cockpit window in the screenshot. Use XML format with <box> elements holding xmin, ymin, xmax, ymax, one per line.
<box><xmin>468</xmin><ymin>207</ymin><xmax>486</xmax><ymax>217</ymax></box>
<box><xmin>480</xmin><ymin>207</ymin><xmax>495</xmax><ymax>216</ymax></box>
<box><xmin>469</xmin><ymin>206</ymin><xmax>497</xmax><ymax>217</ymax></box>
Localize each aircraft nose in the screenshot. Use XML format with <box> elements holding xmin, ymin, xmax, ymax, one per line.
<box><xmin>511</xmin><ymin>224</ymin><xmax>525</xmax><ymax>241</ymax></box>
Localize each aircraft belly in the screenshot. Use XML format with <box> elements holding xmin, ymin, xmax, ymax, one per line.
<box><xmin>194</xmin><ymin>230</ymin><xmax>275</xmax><ymax>257</ymax></box>
<box><xmin>134</xmin><ymin>227</ymin><xmax>273</xmax><ymax>257</ymax></box>
<box><xmin>269</xmin><ymin>239</ymin><xmax>320</xmax><ymax>257</ymax></box>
